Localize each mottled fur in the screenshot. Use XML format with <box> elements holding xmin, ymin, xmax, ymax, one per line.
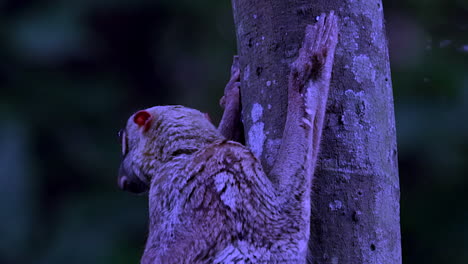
<box><xmin>118</xmin><ymin>12</ymin><xmax>339</xmax><ymax>264</ymax></box>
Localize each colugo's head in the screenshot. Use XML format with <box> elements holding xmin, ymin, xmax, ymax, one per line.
<box><xmin>117</xmin><ymin>105</ymin><xmax>222</xmax><ymax>193</ymax></box>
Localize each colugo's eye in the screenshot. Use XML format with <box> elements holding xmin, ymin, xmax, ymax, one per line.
<box><xmin>118</xmin><ymin>129</ymin><xmax>128</xmax><ymax>156</ymax></box>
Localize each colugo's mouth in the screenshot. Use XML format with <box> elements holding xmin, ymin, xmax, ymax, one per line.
<box><xmin>118</xmin><ymin>175</ymin><xmax>129</xmax><ymax>190</ymax></box>
<box><xmin>118</xmin><ymin>165</ymin><xmax>149</xmax><ymax>194</ymax></box>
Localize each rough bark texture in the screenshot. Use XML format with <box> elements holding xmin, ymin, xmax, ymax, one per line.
<box><xmin>231</xmin><ymin>1</ymin><xmax>401</xmax><ymax>263</ymax></box>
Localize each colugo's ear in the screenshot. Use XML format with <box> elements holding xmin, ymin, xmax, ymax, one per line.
<box><xmin>133</xmin><ymin>110</ymin><xmax>152</xmax><ymax>132</ymax></box>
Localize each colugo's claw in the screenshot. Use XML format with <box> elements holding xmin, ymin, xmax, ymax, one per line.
<box><xmin>220</xmin><ymin>55</ymin><xmax>241</xmax><ymax>109</ymax></box>
<box><xmin>231</xmin><ymin>55</ymin><xmax>240</xmax><ymax>77</ymax></box>
<box><xmin>289</xmin><ymin>12</ymin><xmax>339</xmax><ymax>90</ymax></box>
<box><xmin>219</xmin><ymin>96</ymin><xmax>226</xmax><ymax>109</ymax></box>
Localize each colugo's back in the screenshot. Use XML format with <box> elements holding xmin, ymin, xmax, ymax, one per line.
<box><xmin>117</xmin><ymin>13</ymin><xmax>339</xmax><ymax>264</ymax></box>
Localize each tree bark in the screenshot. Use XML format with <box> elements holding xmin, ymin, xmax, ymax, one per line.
<box><xmin>231</xmin><ymin>1</ymin><xmax>401</xmax><ymax>263</ymax></box>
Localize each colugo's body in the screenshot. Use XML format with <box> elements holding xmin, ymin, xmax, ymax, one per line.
<box><xmin>119</xmin><ymin>106</ymin><xmax>308</xmax><ymax>263</ymax></box>
<box><xmin>117</xmin><ymin>12</ymin><xmax>339</xmax><ymax>264</ymax></box>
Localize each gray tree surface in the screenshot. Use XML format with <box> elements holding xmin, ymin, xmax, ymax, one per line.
<box><xmin>231</xmin><ymin>1</ymin><xmax>402</xmax><ymax>263</ymax></box>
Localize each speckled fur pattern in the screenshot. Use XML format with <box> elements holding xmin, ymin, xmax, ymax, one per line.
<box><xmin>118</xmin><ymin>12</ymin><xmax>339</xmax><ymax>264</ymax></box>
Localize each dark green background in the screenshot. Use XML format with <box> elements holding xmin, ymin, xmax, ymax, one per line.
<box><xmin>0</xmin><ymin>0</ymin><xmax>466</xmax><ymax>263</ymax></box>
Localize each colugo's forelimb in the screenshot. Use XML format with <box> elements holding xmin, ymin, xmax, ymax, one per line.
<box><xmin>270</xmin><ymin>12</ymin><xmax>339</xmax><ymax>199</ymax></box>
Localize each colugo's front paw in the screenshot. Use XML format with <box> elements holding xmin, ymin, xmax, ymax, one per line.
<box><xmin>218</xmin><ymin>55</ymin><xmax>243</xmax><ymax>142</ymax></box>
<box><xmin>289</xmin><ymin>12</ymin><xmax>339</xmax><ymax>91</ymax></box>
<box><xmin>220</xmin><ymin>55</ymin><xmax>240</xmax><ymax>109</ymax></box>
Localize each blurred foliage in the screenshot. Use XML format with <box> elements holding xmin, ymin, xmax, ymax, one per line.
<box><xmin>385</xmin><ymin>1</ymin><xmax>468</xmax><ymax>263</ymax></box>
<box><xmin>0</xmin><ymin>0</ymin><xmax>466</xmax><ymax>263</ymax></box>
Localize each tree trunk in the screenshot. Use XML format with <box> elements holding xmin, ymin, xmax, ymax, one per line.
<box><xmin>231</xmin><ymin>1</ymin><xmax>402</xmax><ymax>263</ymax></box>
